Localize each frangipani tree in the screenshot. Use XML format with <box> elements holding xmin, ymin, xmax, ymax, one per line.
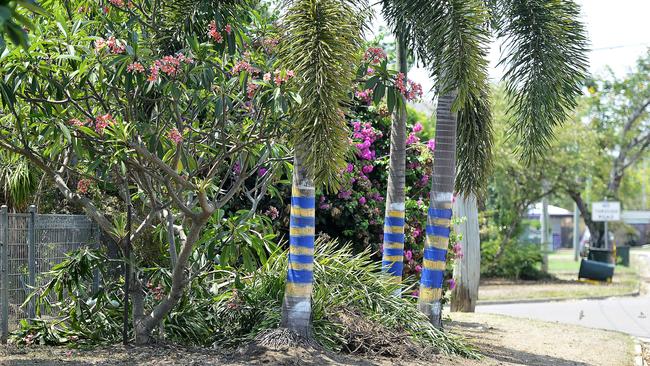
<box><xmin>0</xmin><ymin>0</ymin><xmax>298</xmax><ymax>343</ymax></box>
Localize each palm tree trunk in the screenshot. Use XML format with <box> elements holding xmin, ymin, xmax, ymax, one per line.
<box><xmin>280</xmin><ymin>152</ymin><xmax>315</xmax><ymax>337</ymax></box>
<box><xmin>418</xmin><ymin>90</ymin><xmax>457</xmax><ymax>327</ymax></box>
<box><xmin>381</xmin><ymin>35</ymin><xmax>408</xmax><ymax>282</ymax></box>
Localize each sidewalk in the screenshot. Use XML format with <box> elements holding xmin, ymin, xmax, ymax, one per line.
<box><xmin>476</xmin><ymin>251</ymin><xmax>650</xmax><ymax>338</ymax></box>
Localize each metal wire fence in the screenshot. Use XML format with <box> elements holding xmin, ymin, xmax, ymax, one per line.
<box><xmin>0</xmin><ymin>205</ymin><xmax>99</xmax><ymax>342</ymax></box>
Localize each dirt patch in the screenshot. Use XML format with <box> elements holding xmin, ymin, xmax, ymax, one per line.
<box><xmin>445</xmin><ymin>312</ymin><xmax>634</xmax><ymax>366</ymax></box>
<box><xmin>0</xmin><ymin>342</ymin><xmax>444</xmax><ymax>366</ymax></box>
<box><xmin>0</xmin><ymin>313</ymin><xmax>635</xmax><ymax>365</ymax></box>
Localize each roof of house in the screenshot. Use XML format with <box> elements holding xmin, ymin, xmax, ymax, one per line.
<box><xmin>527</xmin><ymin>202</ymin><xmax>573</xmax><ymax>217</ymax></box>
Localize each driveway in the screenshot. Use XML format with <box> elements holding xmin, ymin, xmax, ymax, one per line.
<box><xmin>476</xmin><ymin>251</ymin><xmax>650</xmax><ymax>339</ymax></box>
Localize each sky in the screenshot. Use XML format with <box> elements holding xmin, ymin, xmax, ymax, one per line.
<box><xmin>402</xmin><ymin>0</ymin><xmax>650</xmax><ymax>104</ymax></box>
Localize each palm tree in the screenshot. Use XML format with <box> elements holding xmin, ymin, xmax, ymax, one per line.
<box><xmin>380</xmin><ymin>36</ymin><xmax>408</xmax><ymax>280</ymax></box>
<box><xmin>278</xmin><ymin>0</ymin><xmax>364</xmax><ymax>337</ymax></box>
<box><xmin>383</xmin><ymin>0</ymin><xmax>587</xmax><ymax>326</ymax></box>
<box><xmin>378</xmin><ymin>0</ymin><xmax>492</xmax><ymax>284</ymax></box>
<box><xmin>424</xmin><ymin>0</ymin><xmax>587</xmax><ymax>327</ymax></box>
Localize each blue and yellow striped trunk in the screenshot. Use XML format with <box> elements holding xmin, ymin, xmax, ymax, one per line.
<box><xmin>418</xmin><ymin>203</ymin><xmax>453</xmax><ymax>323</ymax></box>
<box><xmin>381</xmin><ymin>204</ymin><xmax>406</xmax><ymax>279</ymax></box>
<box><xmin>281</xmin><ymin>160</ymin><xmax>315</xmax><ymax>336</ymax></box>
<box><xmin>418</xmin><ymin>90</ymin><xmax>457</xmax><ymax>327</ymax></box>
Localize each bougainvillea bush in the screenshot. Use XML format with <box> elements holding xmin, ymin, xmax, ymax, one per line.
<box><xmin>257</xmin><ymin>45</ymin><xmax>462</xmax><ymax>299</ymax></box>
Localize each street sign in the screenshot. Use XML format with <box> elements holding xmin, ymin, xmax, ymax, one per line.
<box><xmin>592</xmin><ymin>201</ymin><xmax>621</xmax><ymax>221</ymax></box>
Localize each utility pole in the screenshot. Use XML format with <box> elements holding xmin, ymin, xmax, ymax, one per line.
<box><xmin>573</xmin><ymin>202</ymin><xmax>580</xmax><ymax>261</ymax></box>
<box><xmin>541</xmin><ymin>197</ymin><xmax>550</xmax><ymax>272</ymax></box>
<box><xmin>643</xmin><ymin>159</ymin><xmax>648</xmax><ymax>210</ymax></box>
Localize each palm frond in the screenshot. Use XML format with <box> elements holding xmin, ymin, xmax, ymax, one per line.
<box><xmin>0</xmin><ymin>151</ymin><xmax>39</xmax><ymax>209</ymax></box>
<box><xmin>279</xmin><ymin>0</ymin><xmax>365</xmax><ymax>191</ymax></box>
<box><xmin>494</xmin><ymin>0</ymin><xmax>589</xmax><ymax>162</ymax></box>
<box><xmin>382</xmin><ymin>0</ymin><xmax>493</xmax><ymax>195</ymax></box>
<box><xmin>455</xmin><ymin>83</ymin><xmax>493</xmax><ymax>197</ymax></box>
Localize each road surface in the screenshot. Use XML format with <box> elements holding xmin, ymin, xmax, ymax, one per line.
<box><xmin>476</xmin><ymin>251</ymin><xmax>650</xmax><ymax>339</ymax></box>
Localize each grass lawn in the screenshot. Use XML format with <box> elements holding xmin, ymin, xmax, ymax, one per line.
<box><xmin>478</xmin><ymin>248</ymin><xmax>642</xmax><ymax>303</ymax></box>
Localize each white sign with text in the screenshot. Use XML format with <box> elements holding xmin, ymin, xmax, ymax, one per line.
<box><xmin>592</xmin><ymin>201</ymin><xmax>621</xmax><ymax>221</ymax></box>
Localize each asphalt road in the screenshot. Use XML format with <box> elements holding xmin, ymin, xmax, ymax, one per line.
<box><xmin>476</xmin><ymin>252</ymin><xmax>650</xmax><ymax>339</ymax></box>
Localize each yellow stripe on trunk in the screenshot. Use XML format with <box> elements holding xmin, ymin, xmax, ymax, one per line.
<box><xmin>289</xmin><ymin>246</ymin><xmax>314</xmax><ymax>256</ymax></box>
<box><xmin>384</xmin><ymin>225</ymin><xmax>404</xmax><ymax>234</ymax></box>
<box><xmin>289</xmin><ymin>262</ymin><xmax>314</xmax><ymax>271</ymax></box>
<box><xmin>422</xmin><ymin>259</ymin><xmax>446</xmax><ymax>271</ymax></box>
<box><xmin>291</xmin><ymin>207</ymin><xmax>315</xmax><ymax>218</ymax></box>
<box><xmin>419</xmin><ymin>287</ymin><xmax>442</xmax><ymax>303</ymax></box>
<box><xmin>383</xmin><ymin>255</ymin><xmax>403</xmax><ymax>262</ymax></box>
<box><xmin>285</xmin><ymin>282</ymin><xmax>313</xmax><ymax>297</ymax></box>
<box><xmin>383</xmin><ymin>242</ymin><xmax>405</xmax><ymax>249</ymax></box>
<box><xmin>429</xmin><ymin>218</ymin><xmax>451</xmax><ymax>227</ymax></box>
<box><xmin>292</xmin><ymin>186</ymin><xmax>315</xmax><ymax>197</ymax></box>
<box><xmin>290</xmin><ymin>227</ymin><xmax>315</xmax><ymax>236</ymax></box>
<box><xmin>425</xmin><ymin>235</ymin><xmax>449</xmax><ymax>250</ymax></box>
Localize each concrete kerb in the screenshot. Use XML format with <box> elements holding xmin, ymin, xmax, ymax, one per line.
<box><xmin>477</xmin><ymin>289</ymin><xmax>641</xmax><ymax>306</ymax></box>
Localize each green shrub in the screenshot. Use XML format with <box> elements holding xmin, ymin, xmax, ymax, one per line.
<box><xmin>481</xmin><ymin>240</ymin><xmax>545</xmax><ymax>280</ymax></box>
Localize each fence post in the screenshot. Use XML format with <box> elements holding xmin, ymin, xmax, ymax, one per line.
<box><xmin>1</xmin><ymin>205</ymin><xmax>9</xmax><ymax>343</ymax></box>
<box><xmin>92</xmin><ymin>222</ymin><xmax>100</xmax><ymax>293</ymax></box>
<box><xmin>27</xmin><ymin>205</ymin><xmax>36</xmax><ymax>320</ymax></box>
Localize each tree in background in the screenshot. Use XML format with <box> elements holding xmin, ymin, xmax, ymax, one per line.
<box><xmin>566</xmin><ymin>52</ymin><xmax>650</xmax><ymax>247</ymax></box>
<box><xmin>481</xmin><ymin>86</ymin><xmax>601</xmax><ymax>279</ymax></box>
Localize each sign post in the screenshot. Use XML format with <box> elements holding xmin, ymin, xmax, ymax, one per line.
<box><xmin>592</xmin><ymin>201</ymin><xmax>621</xmax><ymax>249</ymax></box>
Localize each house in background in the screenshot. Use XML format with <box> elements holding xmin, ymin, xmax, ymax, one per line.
<box><xmin>523</xmin><ymin>203</ymin><xmax>579</xmax><ymax>250</ymax></box>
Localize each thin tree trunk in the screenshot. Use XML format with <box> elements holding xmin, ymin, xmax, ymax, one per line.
<box><xmin>134</xmin><ymin>219</ymin><xmax>207</xmax><ymax>344</ymax></box>
<box><xmin>568</xmin><ymin>189</ymin><xmax>604</xmax><ymax>248</ymax></box>
<box><xmin>280</xmin><ymin>152</ymin><xmax>315</xmax><ymax>337</ymax></box>
<box><xmin>382</xmin><ymin>35</ymin><xmax>408</xmax><ymax>282</ymax></box>
<box><xmin>419</xmin><ymin>90</ymin><xmax>457</xmax><ymax>327</ymax></box>
<box><xmin>451</xmin><ymin>193</ymin><xmax>480</xmax><ymax>312</ymax></box>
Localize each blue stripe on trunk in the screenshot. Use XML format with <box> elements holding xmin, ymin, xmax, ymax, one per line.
<box><xmin>426</xmin><ymin>225</ymin><xmax>451</xmax><ymax>237</ymax></box>
<box><xmin>290</xmin><ymin>235</ymin><xmax>315</xmax><ymax>248</ymax></box>
<box><xmin>289</xmin><ymin>253</ymin><xmax>314</xmax><ymax>264</ymax></box>
<box><xmin>290</xmin><ymin>215</ymin><xmax>315</xmax><ymax>228</ymax></box>
<box><xmin>383</xmin><ymin>233</ymin><xmax>405</xmax><ymax>243</ymax></box>
<box><xmin>423</xmin><ymin>247</ymin><xmax>447</xmax><ymax>261</ymax></box>
<box><xmin>382</xmin><ymin>260</ymin><xmax>403</xmax><ymax>276</ymax></box>
<box><xmin>291</xmin><ymin>196</ymin><xmax>315</xmax><ymax>209</ymax></box>
<box><xmin>420</xmin><ymin>268</ymin><xmax>444</xmax><ymax>288</ymax></box>
<box><xmin>383</xmin><ymin>248</ymin><xmax>404</xmax><ymax>257</ymax></box>
<box><xmin>286</xmin><ymin>269</ymin><xmax>313</xmax><ymax>283</ymax></box>
<box><xmin>384</xmin><ymin>216</ymin><xmax>405</xmax><ymax>227</ymax></box>
<box><xmin>428</xmin><ymin>208</ymin><xmax>453</xmax><ymax>219</ymax></box>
